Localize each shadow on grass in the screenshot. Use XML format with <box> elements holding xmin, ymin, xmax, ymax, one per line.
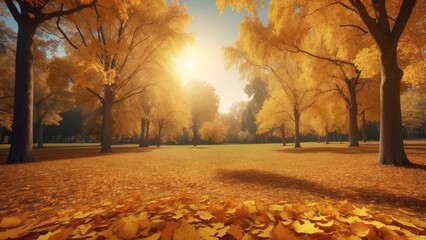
<box><xmin>276</xmin><ymin>146</ymin><xmax>379</xmax><ymax>154</ymax></box>
<box><xmin>216</xmin><ymin>169</ymin><xmax>426</xmax><ymax>213</ymax></box>
<box><xmin>0</xmin><ymin>146</ymin><xmax>154</xmax><ymax>164</ymax></box>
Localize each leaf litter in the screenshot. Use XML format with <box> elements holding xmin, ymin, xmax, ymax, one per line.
<box><xmin>0</xmin><ymin>143</ymin><xmax>425</xmax><ymax>239</ymax></box>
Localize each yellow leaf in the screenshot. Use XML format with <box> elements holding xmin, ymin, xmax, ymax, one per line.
<box><xmin>173</xmin><ymin>221</ymin><xmax>198</xmax><ymax>240</ymax></box>
<box><xmin>36</xmin><ymin>229</ymin><xmax>62</xmax><ymax>240</ymax></box>
<box><xmin>197</xmin><ymin>226</ymin><xmax>217</xmax><ymax>240</ymax></box>
<box><xmin>114</xmin><ymin>217</ymin><xmax>139</xmax><ymax>240</ymax></box>
<box><xmin>411</xmin><ymin>217</ymin><xmax>426</xmax><ymax>228</ymax></box>
<box><xmin>243</xmin><ymin>200</ymin><xmax>257</xmax><ymax>214</ymax></box>
<box><xmin>268</xmin><ymin>204</ymin><xmax>284</xmax><ymax>212</ymax></box>
<box><xmin>398</xmin><ymin>209</ymin><xmax>416</xmax><ymax>216</ymax></box>
<box><xmin>0</xmin><ymin>217</ymin><xmax>24</xmax><ymax>228</ymax></box>
<box><xmin>316</xmin><ymin>220</ymin><xmax>334</xmax><ymax>228</ymax></box>
<box><xmin>172</xmin><ymin>209</ymin><xmax>190</xmax><ymax>220</ymax></box>
<box><xmin>255</xmin><ymin>224</ymin><xmax>273</xmax><ymax>238</ymax></box>
<box><xmin>352</xmin><ymin>207</ymin><xmax>370</xmax><ymax>217</ymax></box>
<box><xmin>351</xmin><ymin>222</ymin><xmax>371</xmax><ymax>237</ymax></box>
<box><xmin>291</xmin><ymin>220</ymin><xmax>324</xmax><ymax>234</ymax></box>
<box><xmin>271</xmin><ymin>223</ymin><xmax>298</xmax><ymax>240</ymax></box>
<box><xmin>391</xmin><ymin>216</ymin><xmax>424</xmax><ymax>231</ymax></box>
<box><xmin>77</xmin><ymin>224</ymin><xmax>92</xmax><ymax>235</ymax></box>
<box><xmin>217</xmin><ymin>226</ymin><xmax>230</xmax><ymax>237</ymax></box>
<box><xmin>196</xmin><ymin>211</ymin><xmax>214</xmax><ymax>221</ymax></box>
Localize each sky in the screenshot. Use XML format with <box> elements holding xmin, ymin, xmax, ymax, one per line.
<box><xmin>2</xmin><ymin>1</ymin><xmax>268</xmax><ymax>113</ymax></box>
<box><xmin>175</xmin><ymin>0</ymin><xmax>268</xmax><ymax>112</ymax></box>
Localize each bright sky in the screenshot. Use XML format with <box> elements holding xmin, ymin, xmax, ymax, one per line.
<box><xmin>2</xmin><ymin>1</ymin><xmax>268</xmax><ymax>113</ymax></box>
<box><xmin>175</xmin><ymin>0</ymin><xmax>268</xmax><ymax>112</ymax></box>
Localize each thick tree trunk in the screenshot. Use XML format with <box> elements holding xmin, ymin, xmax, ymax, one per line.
<box><xmin>145</xmin><ymin>120</ymin><xmax>150</xmax><ymax>146</ymax></box>
<box><xmin>280</xmin><ymin>124</ymin><xmax>286</xmax><ymax>146</ymax></box>
<box><xmin>101</xmin><ymin>85</ymin><xmax>114</xmax><ymax>152</ymax></box>
<box><xmin>157</xmin><ymin>125</ymin><xmax>162</xmax><ymax>147</ymax></box>
<box><xmin>37</xmin><ymin>121</ymin><xmax>43</xmax><ymax>149</ymax></box>
<box><xmin>139</xmin><ymin>118</ymin><xmax>147</xmax><ymax>147</ymax></box>
<box><xmin>362</xmin><ymin>111</ymin><xmax>367</xmax><ymax>142</ymax></box>
<box><xmin>7</xmin><ymin>23</ymin><xmax>37</xmax><ymax>163</ymax></box>
<box><xmin>294</xmin><ymin>110</ymin><xmax>301</xmax><ymax>148</ymax></box>
<box><xmin>379</xmin><ymin>49</ymin><xmax>410</xmax><ymax>165</ymax></box>
<box><xmin>346</xmin><ymin>80</ymin><xmax>359</xmax><ymax>147</ymax></box>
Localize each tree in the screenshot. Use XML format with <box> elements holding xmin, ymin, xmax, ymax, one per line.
<box><xmin>60</xmin><ymin>0</ymin><xmax>190</xmax><ymax>152</ymax></box>
<box><xmin>3</xmin><ymin>0</ymin><xmax>96</xmax><ymax>163</ymax></box>
<box><xmin>217</xmin><ymin>0</ymin><xmax>424</xmax><ymax>165</ymax></box>
<box><xmin>185</xmin><ymin>80</ymin><xmax>220</xmax><ymax>146</ymax></box>
<box><xmin>224</xmin><ymin>17</ymin><xmax>323</xmax><ymax>148</ymax></box>
<box><xmin>0</xmin><ymin>21</ymin><xmax>15</xmax><ymax>134</ymax></box>
<box><xmin>199</xmin><ymin>119</ymin><xmax>227</xmax><ymax>144</ymax></box>
<box><xmin>401</xmin><ymin>91</ymin><xmax>426</xmax><ymax>137</ymax></box>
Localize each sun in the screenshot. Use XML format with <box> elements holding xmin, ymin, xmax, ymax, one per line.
<box><xmin>174</xmin><ymin>48</ymin><xmax>197</xmax><ymax>83</ymax></box>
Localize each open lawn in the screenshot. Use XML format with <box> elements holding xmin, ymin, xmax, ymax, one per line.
<box><xmin>0</xmin><ymin>142</ymin><xmax>425</xmax><ymax>239</ymax></box>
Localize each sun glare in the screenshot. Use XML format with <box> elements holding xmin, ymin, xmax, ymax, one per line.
<box><xmin>174</xmin><ymin>49</ymin><xmax>196</xmax><ymax>83</ymax></box>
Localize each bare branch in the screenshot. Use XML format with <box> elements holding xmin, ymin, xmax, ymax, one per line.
<box><xmin>340</xmin><ymin>24</ymin><xmax>368</xmax><ymax>34</ymax></box>
<box><xmin>4</xmin><ymin>0</ymin><xmax>21</xmax><ymax>23</ymax></box>
<box><xmin>56</xmin><ymin>11</ymin><xmax>78</xmax><ymax>49</ymax></box>
<box><xmin>43</xmin><ymin>0</ymin><xmax>97</xmax><ymax>21</ymax></box>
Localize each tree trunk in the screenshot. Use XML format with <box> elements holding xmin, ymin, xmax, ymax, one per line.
<box><xmin>346</xmin><ymin>80</ymin><xmax>359</xmax><ymax>147</ymax></box>
<box><xmin>362</xmin><ymin>111</ymin><xmax>367</xmax><ymax>142</ymax></box>
<box><xmin>7</xmin><ymin>22</ymin><xmax>37</xmax><ymax>163</ymax></box>
<box><xmin>192</xmin><ymin>121</ymin><xmax>198</xmax><ymax>146</ymax></box>
<box><xmin>294</xmin><ymin>109</ymin><xmax>301</xmax><ymax>148</ymax></box>
<box><xmin>101</xmin><ymin>85</ymin><xmax>114</xmax><ymax>152</ymax></box>
<box><xmin>317</xmin><ymin>134</ymin><xmax>321</xmax><ymax>143</ymax></box>
<box><xmin>325</xmin><ymin>129</ymin><xmax>329</xmax><ymax>144</ymax></box>
<box><xmin>280</xmin><ymin>124</ymin><xmax>286</xmax><ymax>146</ymax></box>
<box><xmin>157</xmin><ymin>124</ymin><xmax>162</xmax><ymax>147</ymax></box>
<box><xmin>145</xmin><ymin>120</ymin><xmax>150</xmax><ymax>146</ymax></box>
<box><xmin>139</xmin><ymin>118</ymin><xmax>147</xmax><ymax>147</ymax></box>
<box><xmin>37</xmin><ymin>120</ymin><xmax>43</xmax><ymax>149</ymax></box>
<box><xmin>379</xmin><ymin>48</ymin><xmax>410</xmax><ymax>165</ymax></box>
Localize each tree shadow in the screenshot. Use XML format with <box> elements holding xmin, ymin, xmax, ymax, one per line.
<box><xmin>0</xmin><ymin>146</ymin><xmax>154</xmax><ymax>164</ymax></box>
<box><xmin>216</xmin><ymin>169</ymin><xmax>426</xmax><ymax>213</ymax></box>
<box><xmin>275</xmin><ymin>146</ymin><xmax>379</xmax><ymax>154</ymax></box>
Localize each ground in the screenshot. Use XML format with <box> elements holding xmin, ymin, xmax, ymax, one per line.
<box><xmin>0</xmin><ymin>142</ymin><xmax>425</xmax><ymax>239</ymax></box>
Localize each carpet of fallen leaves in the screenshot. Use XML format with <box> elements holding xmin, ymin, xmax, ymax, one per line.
<box><xmin>0</xmin><ymin>141</ymin><xmax>425</xmax><ymax>239</ymax></box>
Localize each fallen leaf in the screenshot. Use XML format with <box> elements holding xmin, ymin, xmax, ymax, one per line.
<box><xmin>352</xmin><ymin>207</ymin><xmax>370</xmax><ymax>217</ymax></box>
<box><xmin>173</xmin><ymin>221</ymin><xmax>198</xmax><ymax>240</ymax></box>
<box><xmin>227</xmin><ymin>224</ymin><xmax>244</xmax><ymax>240</ymax></box>
<box><xmin>0</xmin><ymin>217</ymin><xmax>24</xmax><ymax>228</ymax></box>
<box><xmin>271</xmin><ymin>223</ymin><xmax>298</xmax><ymax>240</ymax></box>
<box><xmin>268</xmin><ymin>205</ymin><xmax>284</xmax><ymax>212</ymax></box>
<box><xmin>197</xmin><ymin>226</ymin><xmax>217</xmax><ymax>240</ymax></box>
<box><xmin>114</xmin><ymin>216</ymin><xmax>139</xmax><ymax>240</ymax></box>
<box><xmin>254</xmin><ymin>224</ymin><xmax>273</xmax><ymax>238</ymax></box>
<box><xmin>351</xmin><ymin>222</ymin><xmax>371</xmax><ymax>237</ymax></box>
<box><xmin>391</xmin><ymin>216</ymin><xmax>423</xmax><ymax>231</ymax></box>
<box><xmin>291</xmin><ymin>220</ymin><xmax>324</xmax><ymax>234</ymax></box>
<box><xmin>196</xmin><ymin>211</ymin><xmax>214</xmax><ymax>221</ymax></box>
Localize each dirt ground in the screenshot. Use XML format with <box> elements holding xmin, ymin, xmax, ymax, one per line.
<box><xmin>0</xmin><ymin>141</ymin><xmax>425</xmax><ymax>222</ymax></box>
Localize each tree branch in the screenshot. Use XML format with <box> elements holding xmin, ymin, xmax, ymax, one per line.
<box><xmin>392</xmin><ymin>0</ymin><xmax>417</xmax><ymax>44</ymax></box>
<box><xmin>339</xmin><ymin>24</ymin><xmax>368</xmax><ymax>34</ymax></box>
<box><xmin>43</xmin><ymin>0</ymin><xmax>97</xmax><ymax>21</ymax></box>
<box><xmin>56</xmin><ymin>11</ymin><xmax>78</xmax><ymax>50</ymax></box>
<box><xmin>4</xmin><ymin>0</ymin><xmax>21</xmax><ymax>23</ymax></box>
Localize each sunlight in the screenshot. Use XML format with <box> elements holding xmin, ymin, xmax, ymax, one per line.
<box><xmin>174</xmin><ymin>48</ymin><xmax>196</xmax><ymax>83</ymax></box>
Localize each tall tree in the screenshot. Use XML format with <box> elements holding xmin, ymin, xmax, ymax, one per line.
<box><xmin>3</xmin><ymin>0</ymin><xmax>96</xmax><ymax>163</ymax></box>
<box><xmin>217</xmin><ymin>0</ymin><xmax>424</xmax><ymax>165</ymax></box>
<box><xmin>185</xmin><ymin>80</ymin><xmax>220</xmax><ymax>146</ymax></box>
<box><xmin>60</xmin><ymin>0</ymin><xmax>191</xmax><ymax>152</ymax></box>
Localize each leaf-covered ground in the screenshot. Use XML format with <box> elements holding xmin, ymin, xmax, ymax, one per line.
<box><xmin>0</xmin><ymin>142</ymin><xmax>425</xmax><ymax>239</ymax></box>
